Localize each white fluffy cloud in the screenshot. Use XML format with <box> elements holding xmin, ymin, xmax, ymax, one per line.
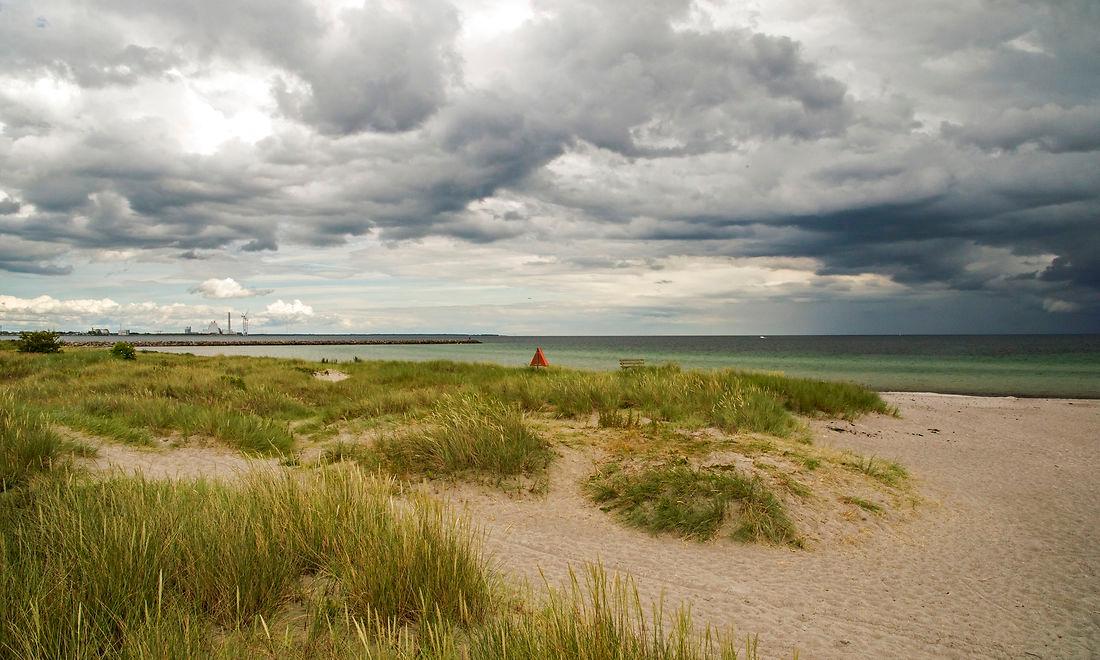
<box><xmin>0</xmin><ymin>294</ymin><xmax>121</xmax><ymax>317</ymax></box>
<box><xmin>263</xmin><ymin>299</ymin><xmax>314</xmax><ymax>321</ymax></box>
<box><xmin>0</xmin><ymin>293</ymin><xmax>325</xmax><ymax>330</ymax></box>
<box><xmin>1042</xmin><ymin>298</ymin><xmax>1082</xmax><ymax>313</ymax></box>
<box><xmin>190</xmin><ymin>277</ymin><xmax>272</xmax><ymax>299</ymax></box>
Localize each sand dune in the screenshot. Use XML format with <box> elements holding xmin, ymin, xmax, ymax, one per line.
<box><xmin>455</xmin><ymin>393</ymin><xmax>1100</xmax><ymax>658</ymax></box>
<box><xmin>77</xmin><ymin>393</ymin><xmax>1100</xmax><ymax>657</ymax></box>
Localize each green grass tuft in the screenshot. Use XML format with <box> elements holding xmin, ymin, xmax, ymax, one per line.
<box><xmin>378</xmin><ymin>393</ymin><xmax>552</xmax><ymax>480</ymax></box>
<box><xmin>844</xmin><ymin>455</ymin><xmax>908</xmax><ymax>487</ymax></box>
<box><xmin>597</xmin><ymin>407</ymin><xmax>641</xmax><ymax>429</ymax></box>
<box><xmin>586</xmin><ymin>459</ymin><xmax>800</xmax><ymax>546</ymax></box>
<box><xmin>841</xmin><ymin>495</ymin><xmax>883</xmax><ymax>513</ymax></box>
<box><xmin>710</xmin><ymin>384</ymin><xmax>799</xmax><ymax>437</ymax></box>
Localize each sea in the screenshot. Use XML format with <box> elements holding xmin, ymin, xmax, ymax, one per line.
<box><xmin>65</xmin><ymin>334</ymin><xmax>1100</xmax><ymax>399</ymax></box>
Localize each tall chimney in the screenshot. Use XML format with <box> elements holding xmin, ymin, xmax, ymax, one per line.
<box><xmin>227</xmin><ymin>312</ymin><xmax>232</xmax><ymax>333</ymax></box>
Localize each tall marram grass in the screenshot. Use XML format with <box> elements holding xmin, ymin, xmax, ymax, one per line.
<box><xmin>0</xmin><ymin>469</ymin><xmax>493</xmax><ymax>658</ymax></box>
<box><xmin>467</xmin><ymin>566</ymin><xmax>752</xmax><ymax>659</ymax></box>
<box><xmin>379</xmin><ymin>392</ymin><xmax>552</xmax><ymax>479</ymax></box>
<box><xmin>0</xmin><ymin>467</ymin><xmax>754</xmax><ymax>658</ymax></box>
<box><xmin>0</xmin><ymin>396</ymin><xmax>62</xmax><ymax>490</ymax></box>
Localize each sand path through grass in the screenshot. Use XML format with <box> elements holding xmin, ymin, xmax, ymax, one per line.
<box><xmin>74</xmin><ymin>435</ymin><xmax>280</xmax><ymax>481</ymax></box>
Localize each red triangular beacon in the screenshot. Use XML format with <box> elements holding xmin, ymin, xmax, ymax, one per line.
<box><xmin>529</xmin><ymin>347</ymin><xmax>549</xmax><ymax>368</ymax></box>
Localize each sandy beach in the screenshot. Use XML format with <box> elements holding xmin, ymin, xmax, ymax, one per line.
<box><xmin>79</xmin><ymin>392</ymin><xmax>1100</xmax><ymax>658</ymax></box>
<box><xmin>453</xmin><ymin>392</ymin><xmax>1100</xmax><ymax>658</ymax></box>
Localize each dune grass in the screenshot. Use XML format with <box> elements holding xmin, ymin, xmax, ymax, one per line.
<box><xmin>0</xmin><ymin>350</ymin><xmax>892</xmax><ymax>462</ymax></box>
<box><xmin>0</xmin><ymin>397</ymin><xmax>62</xmax><ymax>491</ymax></box>
<box><xmin>377</xmin><ymin>393</ymin><xmax>552</xmax><ymax>480</ymax></box>
<box><xmin>586</xmin><ymin>459</ymin><xmax>801</xmax><ymax>547</ymax></box>
<box><xmin>0</xmin><ymin>345</ymin><xmax>903</xmax><ymax>655</ymax></box>
<box><xmin>467</xmin><ymin>566</ymin><xmax>753</xmax><ymax>660</ymax></box>
<box><xmin>841</xmin><ymin>495</ymin><xmax>883</xmax><ymax>514</ymax></box>
<box><xmin>0</xmin><ymin>463</ymin><xmax>754</xmax><ymax>659</ymax></box>
<box><xmin>0</xmin><ymin>469</ymin><xmax>494</xmax><ymax>658</ymax></box>
<box><xmin>843</xmin><ymin>455</ymin><xmax>908</xmax><ymax>487</ymax></box>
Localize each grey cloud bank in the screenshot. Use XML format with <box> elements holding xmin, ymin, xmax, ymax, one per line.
<box><xmin>0</xmin><ymin>0</ymin><xmax>1097</xmax><ymax>332</ymax></box>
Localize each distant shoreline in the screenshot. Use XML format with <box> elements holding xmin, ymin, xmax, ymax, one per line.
<box><xmin>62</xmin><ymin>338</ymin><xmax>482</xmax><ymax>347</ymax></box>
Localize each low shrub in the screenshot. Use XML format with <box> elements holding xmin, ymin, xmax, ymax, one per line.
<box><xmin>15</xmin><ymin>331</ymin><xmax>62</xmax><ymax>354</ymax></box>
<box><xmin>109</xmin><ymin>342</ymin><xmax>136</xmax><ymax>360</ymax></box>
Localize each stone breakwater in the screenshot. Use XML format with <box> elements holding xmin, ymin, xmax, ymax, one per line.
<box><xmin>63</xmin><ymin>338</ymin><xmax>482</xmax><ymax>347</ymax></box>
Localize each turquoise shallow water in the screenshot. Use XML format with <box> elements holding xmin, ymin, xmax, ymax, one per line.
<box><xmin>130</xmin><ymin>334</ymin><xmax>1100</xmax><ymax>398</ymax></box>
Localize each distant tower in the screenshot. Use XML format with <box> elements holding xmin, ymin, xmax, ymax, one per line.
<box><xmin>241</xmin><ymin>311</ymin><xmax>250</xmax><ymax>335</ymax></box>
<box><xmin>227</xmin><ymin>312</ymin><xmax>232</xmax><ymax>334</ymax></box>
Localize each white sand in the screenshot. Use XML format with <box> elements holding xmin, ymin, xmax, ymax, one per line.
<box><xmin>82</xmin><ymin>441</ymin><xmax>279</xmax><ymax>481</ymax></box>
<box><xmin>455</xmin><ymin>393</ymin><xmax>1100</xmax><ymax>658</ymax></box>
<box><xmin>313</xmin><ymin>369</ymin><xmax>349</xmax><ymax>382</ymax></box>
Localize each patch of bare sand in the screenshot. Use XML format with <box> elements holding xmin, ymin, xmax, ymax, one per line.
<box><xmin>313</xmin><ymin>369</ymin><xmax>349</xmax><ymax>382</ymax></box>
<box><xmin>449</xmin><ymin>394</ymin><xmax>1100</xmax><ymax>658</ymax></box>
<box><xmin>75</xmin><ymin>436</ymin><xmax>280</xmax><ymax>482</ymax></box>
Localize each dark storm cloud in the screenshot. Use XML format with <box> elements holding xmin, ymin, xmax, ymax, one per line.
<box><xmin>1</xmin><ymin>0</ymin><xmax>860</xmax><ymax>251</ymax></box>
<box><xmin>0</xmin><ymin>237</ymin><xmax>71</xmax><ymax>275</ymax></box>
<box><xmin>504</xmin><ymin>1</ymin><xmax>852</xmax><ymax>156</ymax></box>
<box><xmin>941</xmin><ymin>105</ymin><xmax>1100</xmax><ymax>153</ymax></box>
<box><xmin>0</xmin><ymin>0</ymin><xmax>1098</xmax><ymax>320</ymax></box>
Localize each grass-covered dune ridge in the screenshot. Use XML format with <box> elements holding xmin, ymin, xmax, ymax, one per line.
<box><xmin>0</xmin><ymin>465</ymin><xmax>753</xmax><ymax>657</ymax></box>
<box><xmin>0</xmin><ymin>346</ymin><xmax>893</xmax><ymax>458</ymax></box>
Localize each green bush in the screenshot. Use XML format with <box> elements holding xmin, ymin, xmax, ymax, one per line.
<box><xmin>109</xmin><ymin>342</ymin><xmax>136</xmax><ymax>360</ymax></box>
<box><xmin>15</xmin><ymin>331</ymin><xmax>62</xmax><ymax>354</ymax></box>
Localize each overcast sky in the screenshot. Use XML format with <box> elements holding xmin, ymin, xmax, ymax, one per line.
<box><xmin>1</xmin><ymin>0</ymin><xmax>1098</xmax><ymax>334</ymax></box>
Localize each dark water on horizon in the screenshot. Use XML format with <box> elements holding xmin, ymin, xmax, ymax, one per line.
<box><xmin>66</xmin><ymin>334</ymin><xmax>1100</xmax><ymax>398</ymax></box>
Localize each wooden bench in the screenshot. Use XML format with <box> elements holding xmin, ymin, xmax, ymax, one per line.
<box><xmin>619</xmin><ymin>358</ymin><xmax>646</xmax><ymax>369</ymax></box>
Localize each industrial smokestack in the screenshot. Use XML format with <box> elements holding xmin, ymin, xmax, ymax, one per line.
<box><xmin>227</xmin><ymin>312</ymin><xmax>232</xmax><ymax>333</ymax></box>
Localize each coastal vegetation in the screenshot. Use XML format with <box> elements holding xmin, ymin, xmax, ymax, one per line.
<box><xmin>0</xmin><ymin>345</ymin><xmax>908</xmax><ymax>656</ymax></box>
<box><xmin>378</xmin><ymin>392</ymin><xmax>553</xmax><ymax>485</ymax></box>
<box><xmin>0</xmin><ymin>411</ymin><xmax>750</xmax><ymax>658</ymax></box>
<box><xmin>14</xmin><ymin>331</ymin><xmax>62</xmax><ymax>354</ymax></box>
<box><xmin>0</xmin><ymin>346</ymin><xmax>892</xmax><ymax>453</ymax></box>
<box><xmin>587</xmin><ymin>459</ymin><xmax>800</xmax><ymax>546</ymax></box>
<box><xmin>0</xmin><ymin>398</ymin><xmax>62</xmax><ymax>491</ymax></box>
<box><xmin>109</xmin><ymin>341</ymin><xmax>137</xmax><ymax>360</ymax></box>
